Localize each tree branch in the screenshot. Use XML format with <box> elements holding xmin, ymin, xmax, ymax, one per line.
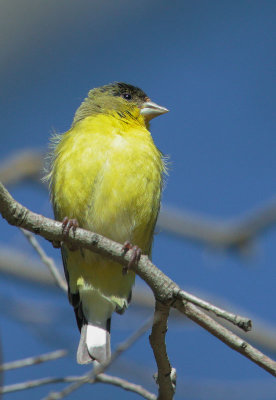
<box><xmin>177</xmin><ymin>301</ymin><xmax>276</xmax><ymax>376</ymax></box>
<box><xmin>0</xmin><ymin>181</ymin><xmax>250</xmax><ymax>328</ymax></box>
<box><xmin>0</xmin><ymin>350</ymin><xmax>67</xmax><ymax>372</ymax></box>
<box><xmin>1</xmin><ymin>373</ymin><xmax>156</xmax><ymax>399</ymax></box>
<box><xmin>2</xmin><ymin>246</ymin><xmax>276</xmax><ymax>361</ymax></box>
<box><xmin>1</xmin><ymin>246</ymin><xmax>276</xmax><ymax>354</ymax></box>
<box><xmin>1</xmin><ymin>377</ymin><xmax>79</xmax><ymax>394</ymax></box>
<box><xmin>1</xmin><ymin>181</ymin><xmax>276</xmax><ymax>378</ymax></box>
<box><xmin>149</xmin><ymin>302</ymin><xmax>175</xmax><ymax>400</ymax></box>
<box><xmin>175</xmin><ymin>289</ymin><xmax>251</xmax><ymax>331</ymax></box>
<box><xmin>97</xmin><ymin>373</ymin><xmax>156</xmax><ymax>400</ymax></box>
<box><xmin>2</xmin><ymin>150</ymin><xmax>276</xmax><ymax>252</ymax></box>
<box><xmin>20</xmin><ymin>228</ymin><xmax>67</xmax><ymax>292</ymax></box>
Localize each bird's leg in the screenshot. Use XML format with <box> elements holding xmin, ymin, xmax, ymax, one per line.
<box><xmin>122</xmin><ymin>241</ymin><xmax>142</xmax><ymax>275</ymax></box>
<box><xmin>61</xmin><ymin>217</ymin><xmax>79</xmax><ymax>251</ymax></box>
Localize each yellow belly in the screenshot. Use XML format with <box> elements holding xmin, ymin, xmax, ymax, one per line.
<box><xmin>50</xmin><ymin>112</ymin><xmax>164</xmax><ymax>306</ymax></box>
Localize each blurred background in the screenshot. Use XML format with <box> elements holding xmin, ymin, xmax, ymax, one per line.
<box><xmin>1</xmin><ymin>1</ymin><xmax>276</xmax><ymax>399</ymax></box>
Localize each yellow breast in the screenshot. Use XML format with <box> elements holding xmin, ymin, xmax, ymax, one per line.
<box><xmin>50</xmin><ymin>111</ymin><xmax>165</xmax><ymax>254</ymax></box>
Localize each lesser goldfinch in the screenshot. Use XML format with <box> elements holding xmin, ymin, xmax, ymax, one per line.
<box><xmin>46</xmin><ymin>82</ymin><xmax>168</xmax><ymax>364</ymax></box>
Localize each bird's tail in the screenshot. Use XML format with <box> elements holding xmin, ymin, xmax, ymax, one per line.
<box><xmin>77</xmin><ymin>318</ymin><xmax>111</xmax><ymax>365</ymax></box>
<box><xmin>75</xmin><ymin>287</ymin><xmax>116</xmax><ymax>365</ymax></box>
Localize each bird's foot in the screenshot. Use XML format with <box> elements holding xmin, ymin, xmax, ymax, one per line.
<box><xmin>62</xmin><ymin>217</ymin><xmax>79</xmax><ymax>235</ymax></box>
<box><xmin>51</xmin><ymin>217</ymin><xmax>80</xmax><ymax>249</ymax></box>
<box><xmin>122</xmin><ymin>241</ymin><xmax>142</xmax><ymax>275</ymax></box>
<box><xmin>61</xmin><ymin>216</ymin><xmax>79</xmax><ymax>251</ymax></box>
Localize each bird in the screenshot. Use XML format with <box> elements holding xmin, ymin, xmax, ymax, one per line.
<box><xmin>45</xmin><ymin>82</ymin><xmax>168</xmax><ymax>365</ymax></box>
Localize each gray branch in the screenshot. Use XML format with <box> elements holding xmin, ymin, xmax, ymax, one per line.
<box><xmin>1</xmin><ymin>373</ymin><xmax>156</xmax><ymax>400</ymax></box>
<box><xmin>0</xmin><ymin>350</ymin><xmax>67</xmax><ymax>371</ymax></box>
<box><xmin>149</xmin><ymin>302</ymin><xmax>175</xmax><ymax>400</ymax></box>
<box><xmin>1</xmin><ymin>181</ymin><xmax>276</xmax><ymax>382</ymax></box>
<box><xmin>20</xmin><ymin>228</ymin><xmax>67</xmax><ymax>292</ymax></box>
<box><xmin>2</xmin><ymin>150</ymin><xmax>276</xmax><ymax>251</ymax></box>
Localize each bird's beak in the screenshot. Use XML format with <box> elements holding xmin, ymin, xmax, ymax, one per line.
<box><xmin>140</xmin><ymin>101</ymin><xmax>169</xmax><ymax>121</ymax></box>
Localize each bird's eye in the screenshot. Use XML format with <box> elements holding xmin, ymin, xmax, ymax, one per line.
<box><xmin>123</xmin><ymin>93</ymin><xmax>132</xmax><ymax>100</ymax></box>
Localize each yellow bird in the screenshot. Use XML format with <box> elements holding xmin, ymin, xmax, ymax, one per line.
<box><xmin>46</xmin><ymin>82</ymin><xmax>168</xmax><ymax>364</ymax></box>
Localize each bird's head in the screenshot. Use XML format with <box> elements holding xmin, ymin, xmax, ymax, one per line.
<box><xmin>73</xmin><ymin>82</ymin><xmax>168</xmax><ymax>126</ymax></box>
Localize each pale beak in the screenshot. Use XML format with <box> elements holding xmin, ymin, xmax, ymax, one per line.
<box><xmin>140</xmin><ymin>101</ymin><xmax>169</xmax><ymax>121</ymax></box>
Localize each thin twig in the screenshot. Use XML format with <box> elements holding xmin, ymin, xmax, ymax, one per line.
<box><xmin>0</xmin><ymin>377</ymin><xmax>79</xmax><ymax>394</ymax></box>
<box><xmin>0</xmin><ymin>350</ymin><xmax>67</xmax><ymax>372</ymax></box>
<box><xmin>149</xmin><ymin>302</ymin><xmax>175</xmax><ymax>400</ymax></box>
<box><xmin>1</xmin><ymin>182</ymin><xmax>276</xmax><ymax>378</ymax></box>
<box><xmin>20</xmin><ymin>228</ymin><xmax>67</xmax><ymax>292</ymax></box>
<box><xmin>96</xmin><ymin>374</ymin><xmax>156</xmax><ymax>400</ymax></box>
<box><xmin>1</xmin><ymin>374</ymin><xmax>156</xmax><ymax>399</ymax></box>
<box><xmin>175</xmin><ymin>289</ymin><xmax>251</xmax><ymax>331</ymax></box>
<box><xmin>43</xmin><ymin>316</ymin><xmax>153</xmax><ymax>400</ymax></box>
<box><xmin>177</xmin><ymin>301</ymin><xmax>276</xmax><ymax>377</ymax></box>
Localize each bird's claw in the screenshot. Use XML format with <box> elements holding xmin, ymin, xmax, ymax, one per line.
<box><xmin>62</xmin><ymin>217</ymin><xmax>79</xmax><ymax>235</ymax></box>
<box><xmin>122</xmin><ymin>241</ymin><xmax>141</xmax><ymax>275</ymax></box>
<box><xmin>61</xmin><ymin>217</ymin><xmax>79</xmax><ymax>251</ymax></box>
